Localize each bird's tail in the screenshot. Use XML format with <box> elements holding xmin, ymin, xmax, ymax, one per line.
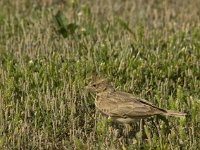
<box><xmin>164</xmin><ymin>110</ymin><xmax>186</xmax><ymax>117</ymax></box>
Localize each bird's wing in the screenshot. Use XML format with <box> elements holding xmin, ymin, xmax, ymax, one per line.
<box><xmin>109</xmin><ymin>101</ymin><xmax>160</xmax><ymax>118</ymax></box>
<box><xmin>114</xmin><ymin>91</ymin><xmax>166</xmax><ymax>110</ymax></box>
<box><xmin>106</xmin><ymin>91</ymin><xmax>166</xmax><ymax>118</ymax></box>
<box><xmin>112</xmin><ymin>91</ymin><xmax>155</xmax><ymax>104</ymax></box>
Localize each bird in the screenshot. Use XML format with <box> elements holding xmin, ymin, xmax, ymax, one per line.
<box><xmin>86</xmin><ymin>75</ymin><xmax>186</xmax><ymax>124</ymax></box>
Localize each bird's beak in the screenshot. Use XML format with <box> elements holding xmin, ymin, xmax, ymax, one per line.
<box><xmin>85</xmin><ymin>85</ymin><xmax>91</xmax><ymax>90</ymax></box>
<box><xmin>85</xmin><ymin>84</ymin><xmax>93</xmax><ymax>91</ymax></box>
<box><xmin>85</xmin><ymin>83</ymin><xmax>96</xmax><ymax>92</ymax></box>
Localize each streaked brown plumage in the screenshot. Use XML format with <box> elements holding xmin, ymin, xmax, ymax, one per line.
<box><xmin>87</xmin><ymin>76</ymin><xmax>186</xmax><ymax>124</ymax></box>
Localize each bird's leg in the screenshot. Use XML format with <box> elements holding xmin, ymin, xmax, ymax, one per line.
<box><xmin>140</xmin><ymin>119</ymin><xmax>147</xmax><ymax>140</ymax></box>
<box><xmin>122</xmin><ymin>124</ymin><xmax>132</xmax><ymax>145</ymax></box>
<box><xmin>140</xmin><ymin>119</ymin><xmax>143</xmax><ymax>135</ymax></box>
<box><xmin>124</xmin><ymin>123</ymin><xmax>132</xmax><ymax>136</ymax></box>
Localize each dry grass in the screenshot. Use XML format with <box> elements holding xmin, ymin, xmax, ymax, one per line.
<box><xmin>0</xmin><ymin>0</ymin><xmax>200</xmax><ymax>149</ymax></box>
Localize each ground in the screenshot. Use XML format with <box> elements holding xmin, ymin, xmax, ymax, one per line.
<box><xmin>0</xmin><ymin>0</ymin><xmax>200</xmax><ymax>149</ymax></box>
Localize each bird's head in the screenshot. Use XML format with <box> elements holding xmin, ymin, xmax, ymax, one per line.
<box><xmin>86</xmin><ymin>75</ymin><xmax>113</xmax><ymax>93</ymax></box>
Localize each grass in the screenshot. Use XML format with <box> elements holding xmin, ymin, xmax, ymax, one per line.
<box><xmin>0</xmin><ymin>0</ymin><xmax>200</xmax><ymax>149</ymax></box>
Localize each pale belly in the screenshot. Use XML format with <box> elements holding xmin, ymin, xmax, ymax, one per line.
<box><xmin>112</xmin><ymin>117</ymin><xmax>140</xmax><ymax>124</ymax></box>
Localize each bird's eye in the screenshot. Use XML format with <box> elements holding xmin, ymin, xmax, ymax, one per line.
<box><xmin>93</xmin><ymin>84</ymin><xmax>96</xmax><ymax>87</ymax></box>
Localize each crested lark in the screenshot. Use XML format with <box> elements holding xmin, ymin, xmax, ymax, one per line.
<box><xmin>87</xmin><ymin>76</ymin><xmax>186</xmax><ymax>124</ymax></box>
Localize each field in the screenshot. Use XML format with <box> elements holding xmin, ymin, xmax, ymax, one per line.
<box><xmin>0</xmin><ymin>0</ymin><xmax>200</xmax><ymax>149</ymax></box>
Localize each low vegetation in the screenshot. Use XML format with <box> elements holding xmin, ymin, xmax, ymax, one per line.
<box><xmin>0</xmin><ymin>0</ymin><xmax>200</xmax><ymax>149</ymax></box>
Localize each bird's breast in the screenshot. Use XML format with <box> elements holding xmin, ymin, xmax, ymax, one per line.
<box><xmin>113</xmin><ymin>117</ymin><xmax>139</xmax><ymax>124</ymax></box>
